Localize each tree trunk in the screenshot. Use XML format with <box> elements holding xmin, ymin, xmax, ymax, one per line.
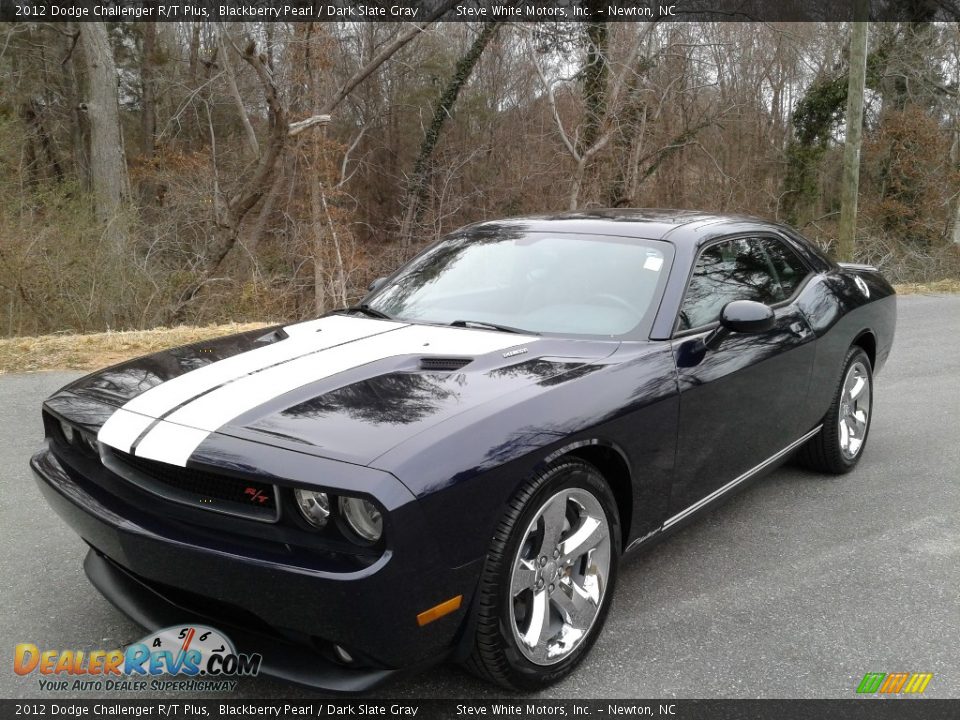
<box><xmin>78</xmin><ymin>22</ymin><xmax>129</xmax><ymax>238</ymax></box>
<box><xmin>188</xmin><ymin>21</ymin><xmax>201</xmax><ymax>86</ymax></box>
<box><xmin>138</xmin><ymin>21</ymin><xmax>160</xmax><ymax>209</ymax></box>
<box><xmin>951</xmin><ymin>28</ymin><xmax>960</xmax><ymax>245</ymax></box>
<box><xmin>837</xmin><ymin>11</ymin><xmax>868</xmax><ymax>262</ymax></box>
<box><xmin>303</xmin><ymin>23</ymin><xmax>329</xmax><ymax>315</ymax></box>
<box><xmin>952</xmin><ymin>190</ymin><xmax>960</xmax><ymax>245</ymax></box>
<box><xmin>399</xmin><ymin>21</ymin><xmax>501</xmax><ymax>246</ymax></box>
<box><xmin>580</xmin><ymin>1</ymin><xmax>609</xmax><ymax>154</ymax></box>
<box><xmin>311</xmin><ymin>161</ymin><xmax>327</xmax><ymax>316</ymax></box>
<box><xmin>951</xmin><ymin>120</ymin><xmax>960</xmax><ymax>244</ymax></box>
<box><xmin>242</xmin><ymin>165</ymin><xmax>285</xmax><ymax>273</ymax></box>
<box><xmin>140</xmin><ymin>21</ymin><xmax>157</xmax><ymax>159</ymax></box>
<box><xmin>219</xmin><ymin>28</ymin><xmax>260</xmax><ymax>158</ymax></box>
<box><xmin>569</xmin><ymin>158</ymin><xmax>588</xmax><ymax>210</ymax></box>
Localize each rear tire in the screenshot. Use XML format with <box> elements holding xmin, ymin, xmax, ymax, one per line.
<box><xmin>464</xmin><ymin>459</ymin><xmax>620</xmax><ymax>690</ymax></box>
<box><xmin>797</xmin><ymin>346</ymin><xmax>873</xmax><ymax>474</ymax></box>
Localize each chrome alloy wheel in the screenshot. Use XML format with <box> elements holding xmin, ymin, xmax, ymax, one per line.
<box><xmin>508</xmin><ymin>488</ymin><xmax>611</xmax><ymax>665</ymax></box>
<box><xmin>838</xmin><ymin>360</ymin><xmax>871</xmax><ymax>460</ymax></box>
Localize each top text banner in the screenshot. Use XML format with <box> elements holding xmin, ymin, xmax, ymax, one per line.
<box><xmin>3</xmin><ymin>0</ymin><xmax>959</xmax><ymax>22</ymax></box>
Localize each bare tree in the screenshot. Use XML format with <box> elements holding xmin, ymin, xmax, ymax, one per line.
<box><xmin>78</xmin><ymin>22</ymin><xmax>129</xmax><ymax>238</ymax></box>
<box><xmin>399</xmin><ymin>21</ymin><xmax>502</xmax><ymax>247</ymax></box>
<box><xmin>3</xmin><ymin>17</ymin><xmax>958</xmax><ymax>337</ymax></box>
<box><xmin>530</xmin><ymin>24</ymin><xmax>652</xmax><ymax>210</ymax></box>
<box><xmin>171</xmin><ymin>4</ymin><xmax>458</xmax><ymax>319</ymax></box>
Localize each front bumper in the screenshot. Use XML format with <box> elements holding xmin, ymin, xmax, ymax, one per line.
<box><xmin>31</xmin><ymin>447</ymin><xmax>482</xmax><ymax>692</ymax></box>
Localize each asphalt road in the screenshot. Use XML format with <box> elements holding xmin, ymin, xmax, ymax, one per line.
<box><xmin>2</xmin><ymin>295</ymin><xmax>958</xmax><ymax>700</ymax></box>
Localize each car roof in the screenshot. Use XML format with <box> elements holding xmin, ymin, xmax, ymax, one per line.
<box><xmin>466</xmin><ymin>208</ymin><xmax>783</xmax><ymax>244</ymax></box>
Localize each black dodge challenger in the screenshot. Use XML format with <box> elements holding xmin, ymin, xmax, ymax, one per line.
<box><xmin>32</xmin><ymin>210</ymin><xmax>896</xmax><ymax>691</ymax></box>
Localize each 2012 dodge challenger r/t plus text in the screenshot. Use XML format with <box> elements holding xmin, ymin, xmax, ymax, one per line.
<box><xmin>31</xmin><ymin>210</ymin><xmax>896</xmax><ymax>691</ymax></box>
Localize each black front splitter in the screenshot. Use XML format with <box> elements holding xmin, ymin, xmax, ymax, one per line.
<box><xmin>84</xmin><ymin>548</ymin><xmax>403</xmax><ymax>694</ymax></box>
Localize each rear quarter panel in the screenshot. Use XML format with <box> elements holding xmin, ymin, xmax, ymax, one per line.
<box><xmin>797</xmin><ymin>267</ymin><xmax>896</xmax><ymax>432</ymax></box>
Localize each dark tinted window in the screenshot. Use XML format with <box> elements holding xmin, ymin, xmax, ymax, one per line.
<box><xmin>677</xmin><ymin>238</ymin><xmax>783</xmax><ymax>332</ymax></box>
<box><xmin>758</xmin><ymin>237</ymin><xmax>810</xmax><ymax>298</ymax></box>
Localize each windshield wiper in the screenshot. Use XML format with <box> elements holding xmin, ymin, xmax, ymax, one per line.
<box><xmin>343</xmin><ymin>304</ymin><xmax>393</xmax><ymax>320</ymax></box>
<box><xmin>450</xmin><ymin>319</ymin><xmax>537</xmax><ymax>335</ymax></box>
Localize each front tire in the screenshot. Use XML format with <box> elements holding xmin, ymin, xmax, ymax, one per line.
<box><xmin>464</xmin><ymin>459</ymin><xmax>621</xmax><ymax>690</ymax></box>
<box><xmin>798</xmin><ymin>345</ymin><xmax>873</xmax><ymax>474</ymax></box>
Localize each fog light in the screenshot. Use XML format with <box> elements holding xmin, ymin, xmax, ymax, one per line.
<box><xmin>59</xmin><ymin>419</ymin><xmax>75</xmax><ymax>444</ymax></box>
<box><xmin>339</xmin><ymin>497</ymin><xmax>383</xmax><ymax>543</ymax></box>
<box><xmin>294</xmin><ymin>489</ymin><xmax>330</xmax><ymax>528</ymax></box>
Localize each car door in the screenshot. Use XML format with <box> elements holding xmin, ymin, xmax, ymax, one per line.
<box><xmin>667</xmin><ymin>235</ymin><xmax>817</xmax><ymax>520</ymax></box>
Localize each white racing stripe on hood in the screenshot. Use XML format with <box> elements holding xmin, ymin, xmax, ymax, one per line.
<box><xmin>97</xmin><ymin>409</ymin><xmax>158</xmax><ymax>453</ymax></box>
<box><xmin>128</xmin><ymin>324</ymin><xmax>534</xmax><ymax>467</ymax></box>
<box><xmin>98</xmin><ymin>315</ymin><xmax>403</xmax><ymax>453</ymax></box>
<box><xmin>123</xmin><ymin>315</ymin><xmax>403</xmax><ymax>418</ymax></box>
<box><xmin>133</xmin><ymin>423</ymin><xmax>212</xmax><ymax>466</ymax></box>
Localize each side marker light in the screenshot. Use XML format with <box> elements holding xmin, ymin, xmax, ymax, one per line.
<box><xmin>416</xmin><ymin>595</ymin><xmax>463</xmax><ymax>627</ymax></box>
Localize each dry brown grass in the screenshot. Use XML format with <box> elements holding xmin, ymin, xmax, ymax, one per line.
<box><xmin>893</xmin><ymin>279</ymin><xmax>960</xmax><ymax>295</ymax></box>
<box><xmin>1</xmin><ymin>280</ymin><xmax>958</xmax><ymax>374</ymax></box>
<box><xmin>0</xmin><ymin>323</ymin><xmax>270</xmax><ymax>374</ymax></box>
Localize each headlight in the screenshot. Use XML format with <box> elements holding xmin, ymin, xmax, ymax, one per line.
<box><xmin>59</xmin><ymin>419</ymin><xmax>75</xmax><ymax>444</ymax></box>
<box><xmin>338</xmin><ymin>496</ymin><xmax>383</xmax><ymax>543</ymax></box>
<box><xmin>294</xmin><ymin>489</ymin><xmax>330</xmax><ymax>528</ymax></box>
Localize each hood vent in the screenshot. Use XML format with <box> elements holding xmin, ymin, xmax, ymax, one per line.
<box><xmin>419</xmin><ymin>357</ymin><xmax>472</xmax><ymax>372</ymax></box>
<box><xmin>254</xmin><ymin>328</ymin><xmax>288</xmax><ymax>344</ymax></box>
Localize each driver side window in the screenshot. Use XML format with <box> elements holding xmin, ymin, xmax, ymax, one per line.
<box><xmin>676</xmin><ymin>237</ymin><xmax>783</xmax><ymax>332</ymax></box>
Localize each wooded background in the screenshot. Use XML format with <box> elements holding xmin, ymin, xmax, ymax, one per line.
<box><xmin>2</xmin><ymin>17</ymin><xmax>959</xmax><ymax>336</ymax></box>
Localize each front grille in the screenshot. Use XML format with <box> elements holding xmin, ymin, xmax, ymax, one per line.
<box><xmin>107</xmin><ymin>450</ymin><xmax>278</xmax><ymax>522</ymax></box>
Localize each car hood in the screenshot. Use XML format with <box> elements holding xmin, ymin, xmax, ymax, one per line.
<box><xmin>58</xmin><ymin>315</ymin><xmax>617</xmax><ymax>467</ymax></box>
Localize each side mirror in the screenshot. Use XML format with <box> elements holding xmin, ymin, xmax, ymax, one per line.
<box><xmin>705</xmin><ymin>300</ymin><xmax>776</xmax><ymax>349</ymax></box>
<box><xmin>719</xmin><ymin>300</ymin><xmax>776</xmax><ymax>334</ymax></box>
<box><xmin>367</xmin><ymin>277</ymin><xmax>387</xmax><ymax>293</ymax></box>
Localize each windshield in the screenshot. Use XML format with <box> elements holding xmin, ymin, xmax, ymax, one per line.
<box><xmin>366</xmin><ymin>229</ymin><xmax>671</xmax><ymax>337</ymax></box>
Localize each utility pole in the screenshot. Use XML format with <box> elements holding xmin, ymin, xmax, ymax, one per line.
<box><xmin>838</xmin><ymin>3</ymin><xmax>869</xmax><ymax>261</ymax></box>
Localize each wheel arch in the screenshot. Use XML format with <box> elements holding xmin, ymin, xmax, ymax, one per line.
<box><xmin>852</xmin><ymin>329</ymin><xmax>877</xmax><ymax>369</ymax></box>
<box><xmin>542</xmin><ymin>439</ymin><xmax>633</xmax><ymax>549</ymax></box>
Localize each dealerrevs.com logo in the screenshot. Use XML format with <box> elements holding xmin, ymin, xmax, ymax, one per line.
<box><xmin>856</xmin><ymin>672</ymin><xmax>933</xmax><ymax>695</ymax></box>
<box><xmin>14</xmin><ymin>625</ymin><xmax>262</xmax><ymax>692</ymax></box>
